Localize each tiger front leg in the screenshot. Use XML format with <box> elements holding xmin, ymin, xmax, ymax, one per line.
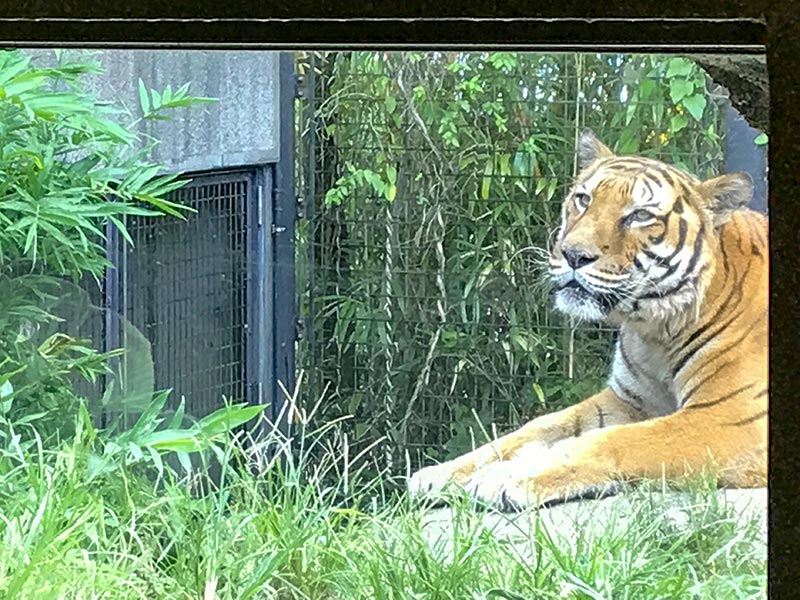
<box><xmin>481</xmin><ymin>405</ymin><xmax>767</xmax><ymax>512</ymax></box>
<box><xmin>408</xmin><ymin>388</ymin><xmax>644</xmax><ymax>502</ymax></box>
<box><xmin>407</xmin><ymin>425</ymin><xmax>558</xmax><ymax>500</ymax></box>
<box><xmin>473</xmin><ymin>429</ymin><xmax>626</xmax><ymax>511</ymax></box>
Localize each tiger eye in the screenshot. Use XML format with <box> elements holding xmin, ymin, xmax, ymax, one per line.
<box><xmin>631</xmin><ymin>209</ymin><xmax>654</xmax><ymax>222</ymax></box>
<box><xmin>574</xmin><ymin>192</ymin><xmax>591</xmax><ymax>210</ymax></box>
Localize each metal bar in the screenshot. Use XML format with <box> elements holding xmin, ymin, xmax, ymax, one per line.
<box><xmin>254</xmin><ymin>166</ymin><xmax>273</xmax><ymax>440</ymax></box>
<box><xmin>100</xmin><ymin>216</ymin><xmax>122</xmax><ymax>428</ymax></box>
<box><xmin>245</xmin><ymin>168</ymin><xmax>261</xmax><ymax>423</ymax></box>
<box><xmin>270</xmin><ymin>50</ymin><xmax>297</xmax><ymax>439</ymax></box>
<box><xmin>106</xmin><ymin>213</ymin><xmax>125</xmax><ymax>426</ymax></box>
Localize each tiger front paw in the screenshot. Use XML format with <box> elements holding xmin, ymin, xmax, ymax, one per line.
<box><xmin>465</xmin><ymin>462</ymin><xmax>536</xmax><ymax>512</ymax></box>
<box><xmin>408</xmin><ymin>462</ymin><xmax>470</xmax><ymax>501</ymax></box>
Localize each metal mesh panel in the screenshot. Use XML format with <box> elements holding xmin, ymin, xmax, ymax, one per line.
<box><xmin>122</xmin><ymin>171</ymin><xmax>250</xmax><ymax>420</ymax></box>
<box><xmin>296</xmin><ymin>52</ymin><xmax>729</xmax><ymax>472</ymax></box>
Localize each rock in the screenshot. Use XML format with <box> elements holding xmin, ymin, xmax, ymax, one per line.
<box><xmin>419</xmin><ymin>488</ymin><xmax>767</xmax><ymax>561</ymax></box>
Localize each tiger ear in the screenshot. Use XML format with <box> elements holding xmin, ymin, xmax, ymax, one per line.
<box><xmin>577</xmin><ymin>129</ymin><xmax>615</xmax><ymax>169</ymax></box>
<box><xmin>701</xmin><ymin>172</ymin><xmax>754</xmax><ymax>227</ymax></box>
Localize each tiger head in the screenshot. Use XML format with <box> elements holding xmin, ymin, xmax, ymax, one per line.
<box><xmin>549</xmin><ymin>129</ymin><xmax>753</xmax><ymax>325</ymax></box>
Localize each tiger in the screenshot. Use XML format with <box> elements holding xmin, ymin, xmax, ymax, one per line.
<box><xmin>408</xmin><ymin>129</ymin><xmax>767</xmax><ymax>511</ymax></box>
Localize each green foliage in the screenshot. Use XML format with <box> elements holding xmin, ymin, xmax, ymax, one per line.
<box><xmin>0</xmin><ymin>48</ymin><xmax>231</xmax><ymax>461</ymax></box>
<box><xmin>325</xmin><ymin>161</ymin><xmax>397</xmax><ymax>205</ymax></box>
<box><xmin>297</xmin><ymin>51</ymin><xmax>727</xmax><ymax>471</ymax></box>
<box><xmin>89</xmin><ymin>391</ymin><xmax>267</xmax><ymax>480</ymax></box>
<box><xmin>0</xmin><ymin>54</ymin><xmax>274</xmax><ymax>596</ymax></box>
<box><xmin>0</xmin><ymin>396</ymin><xmax>766</xmax><ymax>598</ymax></box>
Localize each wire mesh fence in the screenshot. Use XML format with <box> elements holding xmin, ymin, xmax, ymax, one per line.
<box><xmin>295</xmin><ymin>51</ymin><xmax>729</xmax><ymax>474</ymax></box>
<box><xmin>119</xmin><ymin>171</ymin><xmax>251</xmax><ymax>421</ymax></box>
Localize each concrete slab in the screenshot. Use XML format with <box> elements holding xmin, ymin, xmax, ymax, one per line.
<box><xmin>420</xmin><ymin>488</ymin><xmax>767</xmax><ymax>561</ymax></box>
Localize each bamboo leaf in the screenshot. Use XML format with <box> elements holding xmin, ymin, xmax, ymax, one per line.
<box><xmin>481</xmin><ymin>159</ymin><xmax>493</xmax><ymax>199</ymax></box>
<box><xmin>137</xmin><ymin>78</ymin><xmax>150</xmax><ymax>114</ymax></box>
<box><xmin>386</xmin><ymin>164</ymin><xmax>397</xmax><ymax>185</ymax></box>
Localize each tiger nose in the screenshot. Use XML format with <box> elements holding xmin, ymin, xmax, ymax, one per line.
<box><xmin>561</xmin><ymin>245</ymin><xmax>600</xmax><ymax>270</ymax></box>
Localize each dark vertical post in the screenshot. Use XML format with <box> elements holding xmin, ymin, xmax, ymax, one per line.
<box><xmin>303</xmin><ymin>54</ymin><xmax>317</xmax><ymax>402</ymax></box>
<box><xmin>768</xmin><ymin>7</ymin><xmax>800</xmax><ymax>589</ymax></box>
<box><xmin>270</xmin><ymin>52</ymin><xmax>297</xmax><ymax>437</ymax></box>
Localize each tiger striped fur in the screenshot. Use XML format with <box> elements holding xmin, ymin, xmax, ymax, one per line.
<box><xmin>408</xmin><ymin>129</ymin><xmax>767</xmax><ymax>511</ymax></box>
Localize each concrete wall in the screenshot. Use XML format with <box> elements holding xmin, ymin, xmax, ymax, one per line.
<box><xmin>27</xmin><ymin>49</ymin><xmax>283</xmax><ymax>173</ymax></box>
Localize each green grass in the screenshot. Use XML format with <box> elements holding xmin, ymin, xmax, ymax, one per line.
<box><xmin>0</xmin><ymin>401</ymin><xmax>766</xmax><ymax>600</ymax></box>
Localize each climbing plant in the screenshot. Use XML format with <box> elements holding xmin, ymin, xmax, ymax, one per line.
<box><xmin>296</xmin><ymin>51</ymin><xmax>727</xmax><ymax>473</ymax></box>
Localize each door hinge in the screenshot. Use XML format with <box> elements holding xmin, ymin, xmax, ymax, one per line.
<box><xmin>296</xmin><ymin>195</ymin><xmax>306</xmax><ymax>220</ymax></box>
<box><xmin>295</xmin><ymin>73</ymin><xmax>306</xmax><ymax>99</ymax></box>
